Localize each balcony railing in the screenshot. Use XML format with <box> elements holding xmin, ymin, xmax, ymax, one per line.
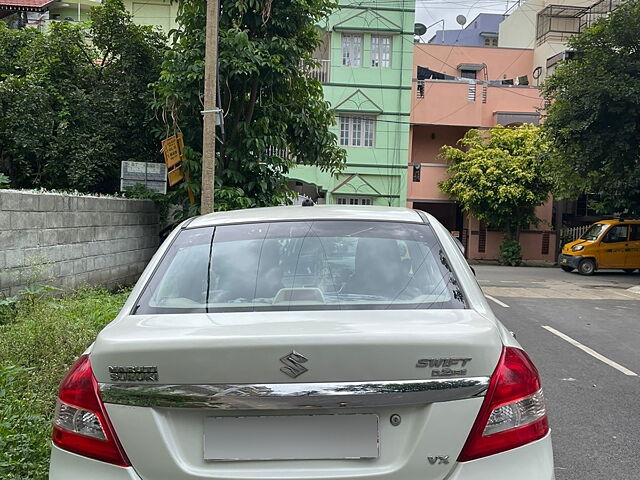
<box><xmin>303</xmin><ymin>59</ymin><xmax>330</xmax><ymax>83</ymax></box>
<box><xmin>579</xmin><ymin>0</ymin><xmax>625</xmax><ymax>31</ymax></box>
<box><xmin>416</xmin><ymin>79</ymin><xmax>486</xmax><ymax>104</ymax></box>
<box><xmin>412</xmin><ymin>79</ymin><xmax>541</xmax><ymax>127</ymax></box>
<box><xmin>266</xmin><ymin>145</ymin><xmax>291</xmax><ymax>159</ymax></box>
<box><xmin>536</xmin><ymin>0</ymin><xmax>624</xmax><ymax>46</ymax></box>
<box><xmin>536</xmin><ymin>5</ymin><xmax>588</xmax><ymax>45</ymax></box>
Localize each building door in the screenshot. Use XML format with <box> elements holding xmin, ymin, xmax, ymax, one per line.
<box><xmin>412</xmin><ymin>203</ymin><xmax>465</xmax><ymax>253</ymax></box>
<box><xmin>412</xmin><ymin>202</ymin><xmax>458</xmax><ymax>230</ymax></box>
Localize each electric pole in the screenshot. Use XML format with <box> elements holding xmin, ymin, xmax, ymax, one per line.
<box><xmin>200</xmin><ymin>0</ymin><xmax>219</xmax><ymax>214</ymax></box>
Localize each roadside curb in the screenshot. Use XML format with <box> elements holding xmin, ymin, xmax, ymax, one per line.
<box><xmin>467</xmin><ymin>260</ymin><xmax>556</xmax><ymax>268</ymax></box>
<box><xmin>626</xmin><ymin>285</ymin><xmax>640</xmax><ymax>296</ymax></box>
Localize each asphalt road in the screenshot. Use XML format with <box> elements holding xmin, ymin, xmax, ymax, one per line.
<box><xmin>475</xmin><ymin>266</ymin><xmax>640</xmax><ymax>480</ymax></box>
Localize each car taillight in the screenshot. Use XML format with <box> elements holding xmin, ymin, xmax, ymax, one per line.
<box><xmin>458</xmin><ymin>347</ymin><xmax>549</xmax><ymax>462</ymax></box>
<box><xmin>52</xmin><ymin>354</ymin><xmax>130</xmax><ymax>467</ymax></box>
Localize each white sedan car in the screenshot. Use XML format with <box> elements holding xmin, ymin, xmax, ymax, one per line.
<box><xmin>50</xmin><ymin>206</ymin><xmax>553</xmax><ymax>480</ymax></box>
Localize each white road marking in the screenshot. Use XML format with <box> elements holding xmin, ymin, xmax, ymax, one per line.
<box><xmin>485</xmin><ymin>295</ymin><xmax>510</xmax><ymax>308</ymax></box>
<box><xmin>542</xmin><ymin>325</ymin><xmax>638</xmax><ymax>377</ymax></box>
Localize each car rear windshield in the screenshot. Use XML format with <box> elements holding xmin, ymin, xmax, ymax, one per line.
<box><xmin>133</xmin><ymin>220</ymin><xmax>466</xmax><ymax>314</ymax></box>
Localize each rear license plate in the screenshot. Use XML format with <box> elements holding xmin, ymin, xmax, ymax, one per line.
<box><xmin>204</xmin><ymin>414</ymin><xmax>379</xmax><ymax>461</ymax></box>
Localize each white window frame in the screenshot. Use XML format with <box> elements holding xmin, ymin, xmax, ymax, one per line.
<box><xmin>342</xmin><ymin>33</ymin><xmax>363</xmax><ymax>67</ymax></box>
<box><xmin>335</xmin><ymin>196</ymin><xmax>372</xmax><ymax>205</ymax></box>
<box><xmin>371</xmin><ymin>35</ymin><xmax>392</xmax><ymax>68</ymax></box>
<box><xmin>339</xmin><ymin>115</ymin><xmax>375</xmax><ymax>148</ymax></box>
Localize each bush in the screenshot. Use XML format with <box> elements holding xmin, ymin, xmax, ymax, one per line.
<box><xmin>499</xmin><ymin>238</ymin><xmax>523</xmax><ymax>266</ymax></box>
<box><xmin>0</xmin><ymin>173</ymin><xmax>10</xmax><ymax>188</ymax></box>
<box><xmin>0</xmin><ymin>365</ymin><xmax>51</xmax><ymax>480</ymax></box>
<box><xmin>0</xmin><ymin>295</ymin><xmax>19</xmax><ymax>325</ymax></box>
<box><xmin>0</xmin><ymin>288</ymin><xmax>129</xmax><ymax>480</ymax></box>
<box><xmin>0</xmin><ymin>1</ymin><xmax>166</xmax><ymax>193</ymax></box>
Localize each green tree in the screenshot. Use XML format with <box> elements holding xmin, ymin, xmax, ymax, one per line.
<box><xmin>154</xmin><ymin>0</ymin><xmax>346</xmax><ymax>211</ymax></box>
<box><xmin>0</xmin><ymin>0</ymin><xmax>165</xmax><ymax>192</ymax></box>
<box><xmin>439</xmin><ymin>125</ymin><xmax>553</xmax><ymax>263</ymax></box>
<box><xmin>542</xmin><ymin>0</ymin><xmax>640</xmax><ymax>215</ymax></box>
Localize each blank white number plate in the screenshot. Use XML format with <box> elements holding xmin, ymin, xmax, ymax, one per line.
<box><xmin>204</xmin><ymin>414</ymin><xmax>379</xmax><ymax>461</ymax></box>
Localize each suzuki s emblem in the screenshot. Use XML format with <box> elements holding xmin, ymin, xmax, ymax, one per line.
<box><xmin>280</xmin><ymin>351</ymin><xmax>308</xmax><ymax>378</ymax></box>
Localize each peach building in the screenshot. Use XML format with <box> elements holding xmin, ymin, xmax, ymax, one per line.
<box><xmin>408</xmin><ymin>43</ymin><xmax>556</xmax><ymax>262</ymax></box>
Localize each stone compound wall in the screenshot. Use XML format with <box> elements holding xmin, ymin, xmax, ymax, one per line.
<box><xmin>0</xmin><ymin>190</ymin><xmax>159</xmax><ymax>297</ymax></box>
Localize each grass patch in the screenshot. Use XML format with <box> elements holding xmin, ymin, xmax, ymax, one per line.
<box><xmin>0</xmin><ymin>288</ymin><xmax>129</xmax><ymax>480</ymax></box>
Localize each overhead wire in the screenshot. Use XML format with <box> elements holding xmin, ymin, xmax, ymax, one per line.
<box><xmin>389</xmin><ymin>0</ymin><xmax>411</xmax><ymax>204</ymax></box>
<box><xmin>337</xmin><ymin>20</ymin><xmax>397</xmax><ymax>203</ymax></box>
<box><xmin>331</xmin><ymin>0</ymin><xmax>551</xmax><ymax>203</ymax></box>
<box><xmin>395</xmin><ymin>0</ymin><xmax>547</xmax><ymax>165</ymax></box>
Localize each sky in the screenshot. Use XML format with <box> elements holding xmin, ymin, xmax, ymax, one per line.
<box><xmin>413</xmin><ymin>0</ymin><xmax>515</xmax><ymax>40</ymax></box>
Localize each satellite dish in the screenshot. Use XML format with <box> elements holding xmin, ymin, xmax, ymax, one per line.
<box><xmin>456</xmin><ymin>15</ymin><xmax>467</xmax><ymax>26</ymax></box>
<box><xmin>414</xmin><ymin>23</ymin><xmax>427</xmax><ymax>36</ymax></box>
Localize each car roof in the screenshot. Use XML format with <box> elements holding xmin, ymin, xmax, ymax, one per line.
<box><xmin>596</xmin><ymin>219</ymin><xmax>640</xmax><ymax>225</ymax></box>
<box><xmin>187</xmin><ymin>205</ymin><xmax>426</xmax><ymax>228</ymax></box>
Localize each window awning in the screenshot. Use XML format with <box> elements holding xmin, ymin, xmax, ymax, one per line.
<box><xmin>546</xmin><ymin>50</ymin><xmax>575</xmax><ymax>68</ymax></box>
<box><xmin>0</xmin><ymin>0</ymin><xmax>54</xmax><ymax>12</ymax></box>
<box><xmin>457</xmin><ymin>63</ymin><xmax>486</xmax><ymax>71</ymax></box>
<box><xmin>495</xmin><ymin>111</ymin><xmax>540</xmax><ymax>126</ymax></box>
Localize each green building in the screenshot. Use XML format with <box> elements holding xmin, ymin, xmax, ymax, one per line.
<box><xmin>289</xmin><ymin>0</ymin><xmax>415</xmax><ymax>206</ymax></box>
<box><xmin>0</xmin><ymin>0</ymin><xmax>176</xmax><ymax>31</ymax></box>
<box><xmin>0</xmin><ymin>0</ymin><xmax>177</xmax><ymax>32</ymax></box>
<box><xmin>45</xmin><ymin>0</ymin><xmax>177</xmax><ymax>31</ymax></box>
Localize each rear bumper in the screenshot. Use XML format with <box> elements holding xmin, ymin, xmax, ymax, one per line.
<box><xmin>49</xmin><ymin>444</ymin><xmax>142</xmax><ymax>480</ymax></box>
<box><xmin>447</xmin><ymin>431</ymin><xmax>554</xmax><ymax>479</ymax></box>
<box><xmin>558</xmin><ymin>253</ymin><xmax>582</xmax><ymax>269</ymax></box>
<box><xmin>50</xmin><ymin>432</ymin><xmax>553</xmax><ymax>480</ymax></box>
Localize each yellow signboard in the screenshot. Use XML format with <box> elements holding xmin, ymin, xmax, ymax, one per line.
<box><xmin>162</xmin><ymin>133</ymin><xmax>194</xmax><ymax>204</ymax></box>
<box><xmin>177</xmin><ymin>133</ymin><xmax>184</xmax><ymax>155</ymax></box>
<box><xmin>168</xmin><ymin>167</ymin><xmax>184</xmax><ymax>186</ymax></box>
<box><xmin>162</xmin><ymin>134</ymin><xmax>184</xmax><ymax>168</ymax></box>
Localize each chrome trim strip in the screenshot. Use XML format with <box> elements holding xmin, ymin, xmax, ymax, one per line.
<box><xmin>98</xmin><ymin>377</ymin><xmax>489</xmax><ymax>409</ymax></box>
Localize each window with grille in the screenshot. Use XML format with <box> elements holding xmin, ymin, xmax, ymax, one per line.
<box><xmin>575</xmin><ymin>194</ymin><xmax>599</xmax><ymax>217</ymax></box>
<box><xmin>342</xmin><ymin>34</ymin><xmax>363</xmax><ymax>67</ymax></box>
<box><xmin>335</xmin><ymin>196</ymin><xmax>372</xmax><ymax>205</ymax></box>
<box><xmin>460</xmin><ymin>69</ymin><xmax>477</xmax><ymax>79</ymax></box>
<box><xmin>371</xmin><ymin>35</ymin><xmax>391</xmax><ymax>68</ymax></box>
<box><xmin>478</xmin><ymin>221</ymin><xmax>487</xmax><ymax>253</ymax></box>
<box><xmin>541</xmin><ymin>232</ymin><xmax>550</xmax><ymax>255</ymax></box>
<box><xmin>412</xmin><ymin>164</ymin><xmax>421</xmax><ymax>182</ymax></box>
<box><xmin>484</xmin><ymin>37</ymin><xmax>498</xmax><ymax>46</ymax></box>
<box><xmin>339</xmin><ymin>116</ymin><xmax>375</xmax><ymax>147</ymax></box>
